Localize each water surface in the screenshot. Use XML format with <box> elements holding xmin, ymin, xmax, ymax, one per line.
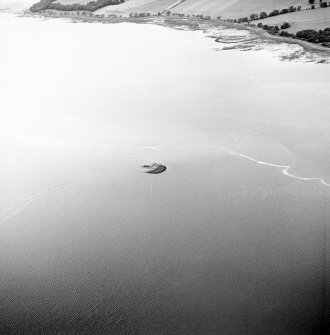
<box><xmin>1</xmin><ymin>10</ymin><xmax>330</xmax><ymax>334</ymax></box>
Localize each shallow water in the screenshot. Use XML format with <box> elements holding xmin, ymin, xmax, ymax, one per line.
<box><xmin>1</xmin><ymin>9</ymin><xmax>330</xmax><ymax>334</ymax></box>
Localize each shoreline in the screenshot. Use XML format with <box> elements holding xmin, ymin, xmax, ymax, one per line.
<box><xmin>20</xmin><ymin>9</ymin><xmax>330</xmax><ymax>60</ymax></box>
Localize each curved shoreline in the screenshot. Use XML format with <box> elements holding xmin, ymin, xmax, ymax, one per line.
<box><xmin>20</xmin><ymin>9</ymin><xmax>330</xmax><ymax>59</ymax></box>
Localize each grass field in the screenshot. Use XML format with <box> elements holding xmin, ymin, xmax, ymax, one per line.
<box><xmin>54</xmin><ymin>0</ymin><xmax>92</xmax><ymax>4</ymax></box>
<box><xmin>95</xmin><ymin>0</ymin><xmax>176</xmax><ymax>14</ymax></box>
<box><xmin>52</xmin><ymin>0</ymin><xmax>330</xmax><ymax>33</ymax></box>
<box><xmin>95</xmin><ymin>0</ymin><xmax>308</xmax><ymax>17</ymax></box>
<box><xmin>254</xmin><ymin>7</ymin><xmax>330</xmax><ymax>33</ymax></box>
<box><xmin>170</xmin><ymin>0</ymin><xmax>308</xmax><ymax>18</ymax></box>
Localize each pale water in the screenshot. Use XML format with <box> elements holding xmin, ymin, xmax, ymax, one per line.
<box><xmin>1</xmin><ymin>5</ymin><xmax>330</xmax><ymax>334</ymax></box>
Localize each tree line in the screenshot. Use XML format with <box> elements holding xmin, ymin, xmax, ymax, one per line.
<box><xmin>296</xmin><ymin>28</ymin><xmax>330</xmax><ymax>45</ymax></box>
<box><xmin>236</xmin><ymin>1</ymin><xmax>330</xmax><ymax>24</ymax></box>
<box><xmin>30</xmin><ymin>0</ymin><xmax>124</xmax><ymax>12</ymax></box>
<box><xmin>235</xmin><ymin>5</ymin><xmax>301</xmax><ymax>23</ymax></box>
<box><xmin>254</xmin><ymin>22</ymin><xmax>330</xmax><ymax>47</ymax></box>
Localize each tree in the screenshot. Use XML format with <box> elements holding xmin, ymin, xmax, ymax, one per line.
<box><xmin>308</xmin><ymin>0</ymin><xmax>315</xmax><ymax>3</ymax></box>
<box><xmin>280</xmin><ymin>31</ymin><xmax>291</xmax><ymax>37</ymax></box>
<box><xmin>259</xmin><ymin>11</ymin><xmax>267</xmax><ymax>19</ymax></box>
<box><xmin>250</xmin><ymin>13</ymin><xmax>258</xmax><ymax>20</ymax></box>
<box><xmin>237</xmin><ymin>17</ymin><xmax>248</xmax><ymax>23</ymax></box>
<box><xmin>268</xmin><ymin>9</ymin><xmax>279</xmax><ymax>16</ymax></box>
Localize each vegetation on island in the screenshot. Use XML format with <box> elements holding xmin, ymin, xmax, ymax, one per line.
<box><xmin>30</xmin><ymin>0</ymin><xmax>124</xmax><ymax>12</ymax></box>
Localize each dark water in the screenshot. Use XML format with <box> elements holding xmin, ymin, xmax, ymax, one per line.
<box><xmin>1</xmin><ymin>151</ymin><xmax>329</xmax><ymax>334</ymax></box>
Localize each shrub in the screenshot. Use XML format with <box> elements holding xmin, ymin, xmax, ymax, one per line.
<box><xmin>266</xmin><ymin>26</ymin><xmax>279</xmax><ymax>34</ymax></box>
<box><xmin>296</xmin><ymin>29</ymin><xmax>318</xmax><ymax>40</ymax></box>
<box><xmin>237</xmin><ymin>17</ymin><xmax>248</xmax><ymax>23</ymax></box>
<box><xmin>280</xmin><ymin>31</ymin><xmax>291</xmax><ymax>37</ymax></box>
<box><xmin>321</xmin><ymin>2</ymin><xmax>328</xmax><ymax>7</ymax></box>
<box><xmin>319</xmin><ymin>35</ymin><xmax>330</xmax><ymax>42</ymax></box>
<box><xmin>281</xmin><ymin>22</ymin><xmax>290</xmax><ymax>29</ymax></box>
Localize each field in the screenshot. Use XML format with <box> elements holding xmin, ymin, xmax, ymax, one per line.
<box><xmin>95</xmin><ymin>0</ymin><xmax>308</xmax><ymax>17</ymax></box>
<box><xmin>94</xmin><ymin>0</ymin><xmax>330</xmax><ymax>37</ymax></box>
<box><xmin>254</xmin><ymin>6</ymin><xmax>330</xmax><ymax>34</ymax></box>
<box><xmin>169</xmin><ymin>0</ymin><xmax>308</xmax><ymax>18</ymax></box>
<box><xmin>51</xmin><ymin>0</ymin><xmax>330</xmax><ymax>33</ymax></box>
<box><xmin>95</xmin><ymin>0</ymin><xmax>177</xmax><ymax>15</ymax></box>
<box><xmin>54</xmin><ymin>0</ymin><xmax>92</xmax><ymax>4</ymax></box>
